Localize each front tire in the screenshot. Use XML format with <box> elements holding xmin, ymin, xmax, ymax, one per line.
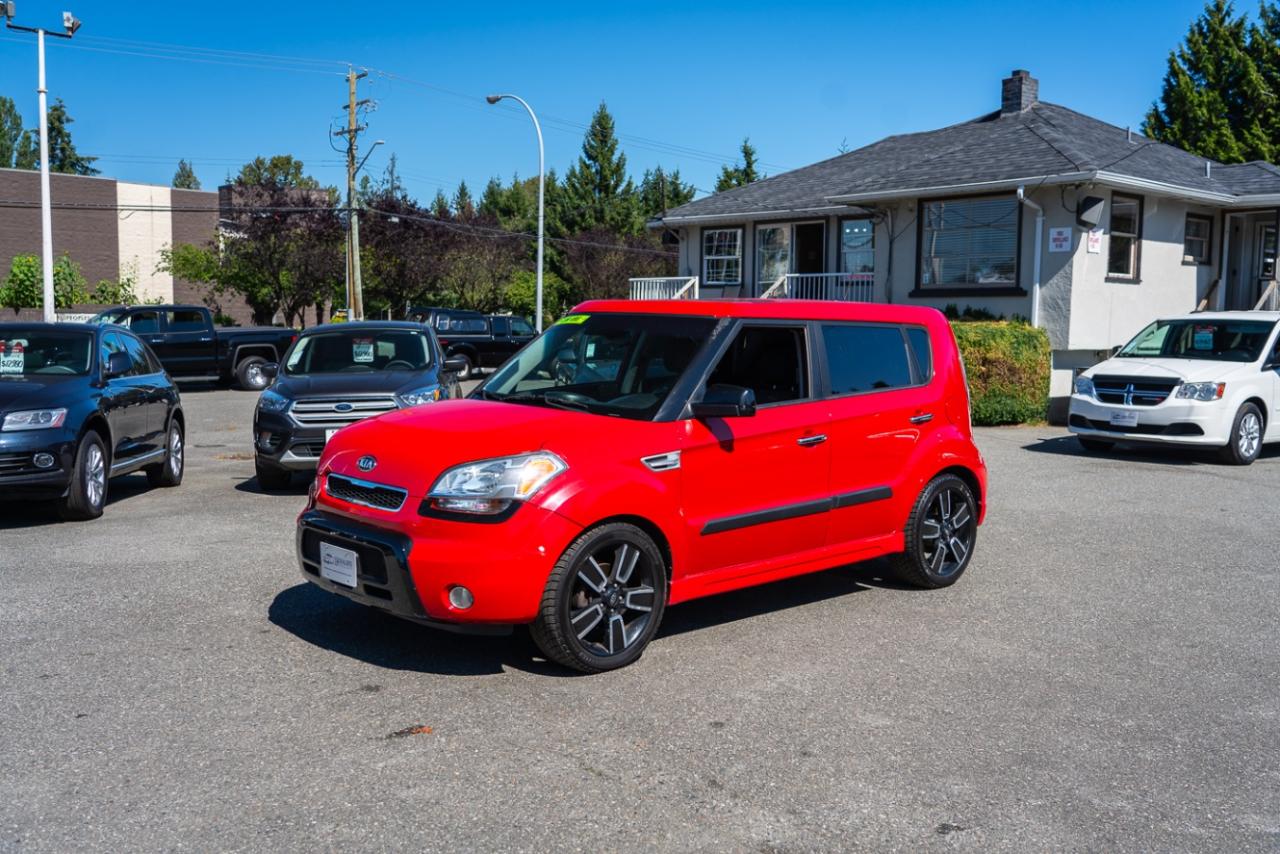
<box><xmin>531</xmin><ymin>523</ymin><xmax>668</xmax><ymax>673</ymax></box>
<box><xmin>58</xmin><ymin>431</ymin><xmax>107</xmax><ymax>521</ymax></box>
<box><xmin>146</xmin><ymin>419</ymin><xmax>184</xmax><ymax>488</ymax></box>
<box><xmin>255</xmin><ymin>458</ymin><xmax>292</xmax><ymax>491</ymax></box>
<box><xmin>236</xmin><ymin>356</ymin><xmax>270</xmax><ymax>391</ymax></box>
<box><xmin>452</xmin><ymin>353</ymin><xmax>475</xmax><ymax>381</ymax></box>
<box><xmin>1219</xmin><ymin>402</ymin><xmax>1264</xmax><ymax>465</ymax></box>
<box><xmin>889</xmin><ymin>474</ymin><xmax>978</xmax><ymax>589</ymax></box>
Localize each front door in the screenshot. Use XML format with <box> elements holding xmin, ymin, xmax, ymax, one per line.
<box><xmin>681</xmin><ymin>323</ymin><xmax>830</xmax><ymax>578</ymax></box>
<box><xmin>794</xmin><ymin>222</ymin><xmax>825</xmax><ymax>274</ymax></box>
<box><xmin>1254</xmin><ymin>223</ymin><xmax>1277</xmax><ymax>308</ymax></box>
<box><xmin>100</xmin><ymin>332</ymin><xmax>150</xmax><ymax>464</ymax></box>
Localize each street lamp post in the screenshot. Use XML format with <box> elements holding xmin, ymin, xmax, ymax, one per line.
<box><xmin>486</xmin><ymin>93</ymin><xmax>545</xmax><ymax>332</ymax></box>
<box><xmin>4</xmin><ymin>5</ymin><xmax>82</xmax><ymax>323</ymax></box>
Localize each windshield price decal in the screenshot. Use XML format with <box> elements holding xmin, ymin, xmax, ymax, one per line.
<box><xmin>1192</xmin><ymin>326</ymin><xmax>1214</xmax><ymax>350</ymax></box>
<box><xmin>352</xmin><ymin>338</ymin><xmax>375</xmax><ymax>363</ymax></box>
<box><xmin>0</xmin><ymin>340</ymin><xmax>26</xmax><ymax>375</ymax></box>
<box><xmin>556</xmin><ymin>314</ymin><xmax>589</xmax><ymax>325</ymax></box>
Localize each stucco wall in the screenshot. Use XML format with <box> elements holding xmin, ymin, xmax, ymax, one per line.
<box><xmin>116</xmin><ymin>182</ymin><xmax>174</xmax><ymax>303</ymax></box>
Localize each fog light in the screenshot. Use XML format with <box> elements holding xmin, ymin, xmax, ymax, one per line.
<box><xmin>32</xmin><ymin>453</ymin><xmax>55</xmax><ymax>469</ymax></box>
<box><xmin>448</xmin><ymin>586</ymin><xmax>474</xmax><ymax>610</ymax></box>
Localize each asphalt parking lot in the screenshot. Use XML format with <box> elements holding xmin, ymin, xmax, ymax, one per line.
<box><xmin>1</xmin><ymin>386</ymin><xmax>1277</xmax><ymax>852</ymax></box>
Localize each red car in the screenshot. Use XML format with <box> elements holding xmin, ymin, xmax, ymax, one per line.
<box><xmin>298</xmin><ymin>300</ymin><xmax>987</xmax><ymax>672</ymax></box>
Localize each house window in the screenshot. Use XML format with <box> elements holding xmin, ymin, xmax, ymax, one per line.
<box><xmin>918</xmin><ymin>195</ymin><xmax>1018</xmax><ymax>289</ymax></box>
<box><xmin>1184</xmin><ymin>214</ymin><xmax>1212</xmax><ymax>264</ymax></box>
<box><xmin>702</xmin><ymin>228</ymin><xmax>742</xmax><ymax>286</ymax></box>
<box><xmin>1108</xmin><ymin>194</ymin><xmax>1142</xmax><ymax>280</ymax></box>
<box><xmin>755</xmin><ymin>225</ymin><xmax>790</xmax><ymax>289</ymax></box>
<box><xmin>839</xmin><ymin>218</ymin><xmax>875</xmax><ymax>283</ymax></box>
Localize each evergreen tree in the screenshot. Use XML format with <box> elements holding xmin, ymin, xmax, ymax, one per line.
<box><xmin>430</xmin><ymin>189</ymin><xmax>451</xmax><ymax>219</ymax></box>
<box><xmin>13</xmin><ymin>131</ymin><xmax>37</xmax><ymax>170</ymax></box>
<box><xmin>44</xmin><ymin>100</ymin><xmax>98</xmax><ymax>175</ymax></box>
<box><xmin>1250</xmin><ymin>1</ymin><xmax>1280</xmax><ymax>155</ymax></box>
<box><xmin>556</xmin><ymin>102</ymin><xmax>641</xmax><ymax>236</ymax></box>
<box><xmin>715</xmin><ymin>138</ymin><xmax>762</xmax><ymax>191</ymax></box>
<box><xmin>172</xmin><ymin>159</ymin><xmax>201</xmax><ymax>189</ymax></box>
<box><xmin>236</xmin><ymin>154</ymin><xmax>321</xmax><ymax>188</ymax></box>
<box><xmin>0</xmin><ymin>97</ymin><xmax>23</xmax><ymax>169</ymax></box>
<box><xmin>1143</xmin><ymin>0</ymin><xmax>1272</xmax><ymax>162</ymax></box>
<box><xmin>639</xmin><ymin>166</ymin><xmax>696</xmax><ymax>218</ymax></box>
<box><xmin>453</xmin><ymin>180</ymin><xmax>476</xmax><ymax>221</ymax></box>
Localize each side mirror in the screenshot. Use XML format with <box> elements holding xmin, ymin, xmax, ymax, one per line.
<box><xmin>692</xmin><ymin>384</ymin><xmax>757</xmax><ymax>418</ymax></box>
<box><xmin>443</xmin><ymin>356</ymin><xmax>468</xmax><ymax>373</ymax></box>
<box><xmin>555</xmin><ymin>347</ymin><xmax>577</xmax><ymax>363</ymax></box>
<box><xmin>261</xmin><ymin>362</ymin><xmax>279</xmax><ymax>380</ymax></box>
<box><xmin>105</xmin><ymin>351</ymin><xmax>132</xmax><ymax>379</ymax></box>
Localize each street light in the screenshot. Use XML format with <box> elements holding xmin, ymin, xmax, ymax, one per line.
<box><xmin>486</xmin><ymin>93</ymin><xmax>545</xmax><ymax>332</ymax></box>
<box><xmin>4</xmin><ymin>4</ymin><xmax>82</xmax><ymax>322</ymax></box>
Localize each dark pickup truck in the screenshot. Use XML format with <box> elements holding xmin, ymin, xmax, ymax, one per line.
<box><xmin>403</xmin><ymin>306</ymin><xmax>536</xmax><ymax>379</ymax></box>
<box><xmin>91</xmin><ymin>304</ymin><xmax>296</xmax><ymax>390</ymax></box>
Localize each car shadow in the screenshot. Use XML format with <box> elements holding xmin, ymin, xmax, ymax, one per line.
<box><xmin>0</xmin><ymin>473</ymin><xmax>154</xmax><ymax>529</ymax></box>
<box><xmin>268</xmin><ymin>558</ymin><xmax>909</xmax><ymax>677</ymax></box>
<box><xmin>233</xmin><ymin>475</ymin><xmax>312</xmax><ymax>496</ymax></box>
<box><xmin>1020</xmin><ymin>434</ymin><xmax>1280</xmax><ymax>466</ymax></box>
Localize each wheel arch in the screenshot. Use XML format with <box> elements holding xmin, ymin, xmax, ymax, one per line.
<box><xmin>81</xmin><ymin>413</ymin><xmax>112</xmax><ymax>465</ymax></box>
<box><xmin>232</xmin><ymin>343</ymin><xmax>278</xmax><ymax>366</ymax></box>
<box><xmin>1241</xmin><ymin>396</ymin><xmax>1268</xmax><ymax>428</ymax></box>
<box><xmin>582</xmin><ymin>514</ymin><xmax>675</xmax><ymax>580</ymax></box>
<box><xmin>936</xmin><ymin>464</ymin><xmax>984</xmax><ymax>521</ymax></box>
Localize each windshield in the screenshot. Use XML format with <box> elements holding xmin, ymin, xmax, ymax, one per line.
<box><xmin>284</xmin><ymin>329</ymin><xmax>433</xmax><ymax>375</ymax></box>
<box><xmin>479</xmin><ymin>312</ymin><xmax>717</xmax><ymax>420</ymax></box>
<box><xmin>1117</xmin><ymin>319</ymin><xmax>1277</xmax><ymax>362</ymax></box>
<box><xmin>0</xmin><ymin>329</ymin><xmax>94</xmax><ymax>378</ymax></box>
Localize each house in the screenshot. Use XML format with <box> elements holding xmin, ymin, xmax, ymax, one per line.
<box><xmin>642</xmin><ymin>70</ymin><xmax>1280</xmax><ymax>418</ymax></box>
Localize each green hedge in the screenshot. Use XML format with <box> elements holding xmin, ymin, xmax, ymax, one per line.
<box><xmin>950</xmin><ymin>321</ymin><xmax>1050</xmax><ymax>425</ymax></box>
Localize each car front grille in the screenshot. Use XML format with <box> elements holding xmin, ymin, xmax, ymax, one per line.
<box><xmin>0</xmin><ymin>452</ymin><xmax>39</xmax><ymax>476</ymax></box>
<box><xmin>288</xmin><ymin>440</ymin><xmax>326</xmax><ymax>459</ymax></box>
<box><xmin>326</xmin><ymin>473</ymin><xmax>407</xmax><ymax>512</ymax></box>
<box><xmin>1091</xmin><ymin>375</ymin><xmax>1179</xmax><ymax>407</ymax></box>
<box><xmin>290</xmin><ymin>395</ymin><xmax>398</xmax><ymax>428</ymax></box>
<box><xmin>1070</xmin><ymin>414</ymin><xmax>1205</xmax><ymax>436</ymax></box>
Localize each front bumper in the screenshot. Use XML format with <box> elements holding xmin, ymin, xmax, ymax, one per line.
<box><xmin>0</xmin><ymin>431</ymin><xmax>76</xmax><ymax>498</ymax></box>
<box><xmin>297</xmin><ymin>487</ymin><xmax>582</xmax><ymax>627</ymax></box>
<box><xmin>1067</xmin><ymin>394</ymin><xmax>1231</xmax><ymax>446</ymax></box>
<box><xmin>254</xmin><ymin>410</ymin><xmax>330</xmax><ymax>471</ymax></box>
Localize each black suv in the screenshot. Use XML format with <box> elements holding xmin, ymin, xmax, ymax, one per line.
<box><xmin>0</xmin><ymin>323</ymin><xmax>184</xmax><ymax>520</ymax></box>
<box><xmin>252</xmin><ymin>321</ymin><xmax>463</xmax><ymax>489</ymax></box>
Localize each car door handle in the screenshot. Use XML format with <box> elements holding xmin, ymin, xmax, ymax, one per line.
<box><xmin>910</xmin><ymin>413</ymin><xmax>934</xmax><ymax>424</ymax></box>
<box><xmin>199</xmin><ymin>337</ymin><xmax>213</xmax><ymax>342</ymax></box>
<box><xmin>796</xmin><ymin>434</ymin><xmax>828</xmax><ymax>447</ymax></box>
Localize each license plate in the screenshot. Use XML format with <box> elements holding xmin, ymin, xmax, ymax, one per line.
<box><xmin>319</xmin><ymin>542</ymin><xmax>358</xmax><ymax>588</ymax></box>
<box><xmin>325</xmin><ymin>428</ymin><xmax>339</xmax><ymax>444</ymax></box>
<box><xmin>1109</xmin><ymin>410</ymin><xmax>1139</xmax><ymax>428</ymax></box>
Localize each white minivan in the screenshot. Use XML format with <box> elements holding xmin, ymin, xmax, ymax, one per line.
<box><xmin>1069</xmin><ymin>312</ymin><xmax>1280</xmax><ymax>465</ymax></box>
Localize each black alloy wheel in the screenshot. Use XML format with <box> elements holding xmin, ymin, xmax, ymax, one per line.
<box><xmin>891</xmin><ymin>473</ymin><xmax>978</xmax><ymax>589</ymax></box>
<box><xmin>532</xmin><ymin>523</ymin><xmax>668</xmax><ymax>673</ymax></box>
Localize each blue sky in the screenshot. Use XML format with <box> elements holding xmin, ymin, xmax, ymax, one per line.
<box><xmin>0</xmin><ymin>0</ymin><xmax>1217</xmax><ymax>203</ymax></box>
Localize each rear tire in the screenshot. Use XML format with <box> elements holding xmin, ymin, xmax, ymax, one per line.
<box><xmin>255</xmin><ymin>458</ymin><xmax>292</xmax><ymax>491</ymax></box>
<box><xmin>453</xmin><ymin>353</ymin><xmax>474</xmax><ymax>381</ymax></box>
<box><xmin>58</xmin><ymin>431</ymin><xmax>107</xmax><ymax>521</ymax></box>
<box><xmin>1219</xmin><ymin>402</ymin><xmax>1264</xmax><ymax>465</ymax></box>
<box><xmin>531</xmin><ymin>523</ymin><xmax>668</xmax><ymax>673</ymax></box>
<box><xmin>1077</xmin><ymin>437</ymin><xmax>1115</xmax><ymax>453</ymax></box>
<box><xmin>146</xmin><ymin>419</ymin><xmax>184</xmax><ymax>488</ymax></box>
<box><xmin>889</xmin><ymin>474</ymin><xmax>978</xmax><ymax>589</ymax></box>
<box><xmin>236</xmin><ymin>356</ymin><xmax>270</xmax><ymax>391</ymax></box>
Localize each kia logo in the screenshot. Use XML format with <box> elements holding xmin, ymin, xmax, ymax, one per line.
<box><xmin>334</xmin><ymin>403</ymin><xmax>354</xmax><ymax>413</ymax></box>
<box><xmin>357</xmin><ymin>455</ymin><xmax>377</xmax><ymax>472</ymax></box>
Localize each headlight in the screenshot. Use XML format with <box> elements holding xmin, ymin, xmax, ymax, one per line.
<box><xmin>397</xmin><ymin>385</ymin><xmax>442</xmax><ymax>407</ymax></box>
<box><xmin>1074</xmin><ymin>375</ymin><xmax>1095</xmax><ymax>398</ymax></box>
<box><xmin>257</xmin><ymin>389</ymin><xmax>290</xmax><ymax>412</ymax></box>
<box><xmin>2</xmin><ymin>408</ymin><xmax>67</xmax><ymax>431</ymax></box>
<box><xmin>426</xmin><ymin>452</ymin><xmax>566</xmax><ymax>516</ymax></box>
<box><xmin>1176</xmin><ymin>381</ymin><xmax>1225</xmax><ymax>401</ymax></box>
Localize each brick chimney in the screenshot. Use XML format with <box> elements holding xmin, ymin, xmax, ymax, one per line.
<box><xmin>1001</xmin><ymin>69</ymin><xmax>1038</xmax><ymax>115</ymax></box>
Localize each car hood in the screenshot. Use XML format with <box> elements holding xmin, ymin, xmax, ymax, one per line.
<box><xmin>1085</xmin><ymin>357</ymin><xmax>1255</xmax><ymax>383</ymax></box>
<box><xmin>321</xmin><ymin>398</ymin><xmax>663</xmax><ymax>496</ymax></box>
<box><xmin>0</xmin><ymin>376</ymin><xmax>78</xmax><ymax>412</ymax></box>
<box><xmin>274</xmin><ymin>370</ymin><xmax>437</xmax><ymax>398</ymax></box>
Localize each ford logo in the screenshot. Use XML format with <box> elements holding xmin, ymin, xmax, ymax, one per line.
<box><xmin>334</xmin><ymin>403</ymin><xmax>354</xmax><ymax>413</ymax></box>
<box><xmin>357</xmin><ymin>455</ymin><xmax>377</xmax><ymax>472</ymax></box>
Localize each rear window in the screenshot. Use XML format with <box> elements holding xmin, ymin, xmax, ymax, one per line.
<box><xmin>437</xmin><ymin>316</ymin><xmax>488</xmax><ymax>333</ymax></box>
<box><xmin>821</xmin><ymin>324</ymin><xmax>916</xmax><ymax>394</ymax></box>
<box><xmin>166</xmin><ymin>309</ymin><xmax>206</xmax><ymax>332</ymax></box>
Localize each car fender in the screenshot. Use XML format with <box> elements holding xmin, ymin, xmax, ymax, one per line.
<box><xmin>898</xmin><ymin>423</ymin><xmax>988</xmax><ymax>524</ymax></box>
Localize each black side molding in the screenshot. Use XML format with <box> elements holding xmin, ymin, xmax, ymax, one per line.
<box><xmin>701</xmin><ymin>486</ymin><xmax>893</xmax><ymax>536</ymax></box>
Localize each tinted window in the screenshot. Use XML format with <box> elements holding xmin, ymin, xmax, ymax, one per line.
<box><xmin>127</xmin><ymin>311</ymin><xmax>161</xmax><ymax>334</ymax></box>
<box><xmin>511</xmin><ymin>318</ymin><xmax>535</xmax><ymax>336</ymax></box>
<box><xmin>443</xmin><ymin>317</ymin><xmax>487</xmax><ymax>333</ymax></box>
<box><xmin>166</xmin><ymin>309</ymin><xmax>206</xmax><ymax>332</ymax></box>
<box><xmin>707</xmin><ymin>325</ymin><xmax>808</xmax><ymax>405</ymax></box>
<box><xmin>490</xmin><ymin>317</ymin><xmax>510</xmax><ymax>336</ymax></box>
<box><xmin>102</xmin><ymin>332</ymin><xmax>135</xmax><ymax>377</ymax></box>
<box><xmin>822</xmin><ymin>324</ymin><xmax>913</xmax><ymax>394</ymax></box>
<box><xmin>906</xmin><ymin>327</ymin><xmax>932</xmax><ymax>381</ymax></box>
<box><xmin>122</xmin><ymin>334</ymin><xmax>154</xmax><ymax>374</ymax></box>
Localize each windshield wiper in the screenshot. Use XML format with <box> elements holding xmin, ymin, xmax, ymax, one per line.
<box><xmin>493</xmin><ymin>389</ymin><xmax>593</xmax><ymax>412</ymax></box>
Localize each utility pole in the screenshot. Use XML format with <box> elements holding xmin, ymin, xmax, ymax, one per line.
<box><xmin>334</xmin><ymin>67</ymin><xmax>369</xmax><ymax>321</ymax></box>
<box><xmin>5</xmin><ymin>5</ymin><xmax>82</xmax><ymax>322</ymax></box>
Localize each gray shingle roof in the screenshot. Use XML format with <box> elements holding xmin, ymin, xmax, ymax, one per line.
<box><xmin>658</xmin><ymin>101</ymin><xmax>1280</xmax><ymax>222</ymax></box>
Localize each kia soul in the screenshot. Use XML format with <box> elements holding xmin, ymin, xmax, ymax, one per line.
<box><xmin>297</xmin><ymin>300</ymin><xmax>988</xmax><ymax>672</ymax></box>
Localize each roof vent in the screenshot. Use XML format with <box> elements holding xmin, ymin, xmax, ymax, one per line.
<box><xmin>1001</xmin><ymin>70</ymin><xmax>1038</xmax><ymax>115</ymax></box>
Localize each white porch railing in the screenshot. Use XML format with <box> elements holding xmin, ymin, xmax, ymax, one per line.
<box><xmin>629</xmin><ymin>276</ymin><xmax>699</xmax><ymax>300</ymax></box>
<box><xmin>762</xmin><ymin>272</ymin><xmax>874</xmax><ymax>302</ymax></box>
<box><xmin>1254</xmin><ymin>280</ymin><xmax>1279</xmax><ymax>311</ymax></box>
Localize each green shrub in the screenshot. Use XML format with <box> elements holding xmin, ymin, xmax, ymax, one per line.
<box><xmin>1</xmin><ymin>253</ymin><xmax>89</xmax><ymax>311</ymax></box>
<box><xmin>951</xmin><ymin>321</ymin><xmax>1050</xmax><ymax>425</ymax></box>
